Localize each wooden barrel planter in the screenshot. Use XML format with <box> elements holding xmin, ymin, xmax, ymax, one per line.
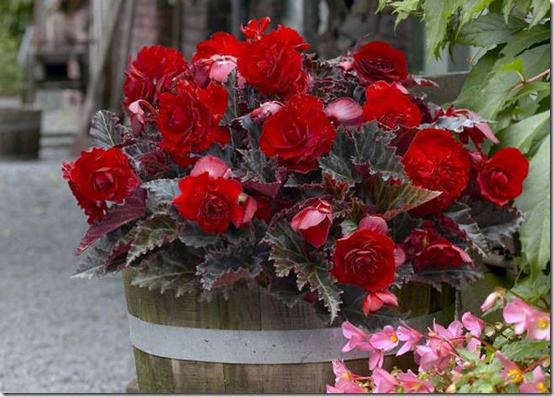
<box><xmin>0</xmin><ymin>108</ymin><xmax>42</xmax><ymax>159</ymax></box>
<box><xmin>123</xmin><ymin>270</ymin><xmax>454</xmax><ymax>393</ymax></box>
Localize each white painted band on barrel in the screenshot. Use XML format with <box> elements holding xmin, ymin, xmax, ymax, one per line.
<box><xmin>127</xmin><ymin>304</ymin><xmax>454</xmax><ymax>364</ymax></box>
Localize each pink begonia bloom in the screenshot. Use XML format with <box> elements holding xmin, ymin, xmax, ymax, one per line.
<box><xmin>369</xmin><ymin>348</ymin><xmax>385</xmax><ymax>370</ymax></box>
<box><xmin>415</xmin><ymin>320</ymin><xmax>463</xmax><ymax>373</ymax></box>
<box><xmin>397</xmin><ymin>370</ymin><xmax>434</xmax><ymax>393</ymax></box>
<box><xmin>326</xmin><ymin>360</ymin><xmax>366</xmax><ymax>394</ymax></box>
<box><xmin>480</xmin><ymin>291</ymin><xmax>500</xmax><ymax>311</ymax></box>
<box><xmin>370</xmin><ymin>325</ymin><xmax>399</xmax><ymax>351</ymax></box>
<box><xmin>341</xmin><ymin>321</ymin><xmax>373</xmax><ymax>352</ymax></box>
<box><xmin>503</xmin><ymin>298</ymin><xmax>536</xmax><ymax>334</ymax></box>
<box><xmin>372</xmin><ymin>368</ymin><xmax>398</xmax><ymax>393</ymax></box>
<box><xmin>496</xmin><ymin>351</ymin><xmax>524</xmax><ymax>384</ymax></box>
<box><xmin>396</xmin><ymin>323</ymin><xmax>422</xmax><ymax>356</ymax></box>
<box><xmin>526</xmin><ymin>310</ymin><xmax>550</xmax><ymax>341</ymax></box>
<box><xmin>519</xmin><ymin>366</ymin><xmax>548</xmax><ymax>393</ymax></box>
<box><xmin>461</xmin><ymin>312</ymin><xmax>485</xmax><ymax>337</ymax></box>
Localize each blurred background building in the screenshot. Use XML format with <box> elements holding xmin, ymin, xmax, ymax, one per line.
<box><xmin>1</xmin><ymin>0</ymin><xmax>471</xmax><ymax>160</ymax></box>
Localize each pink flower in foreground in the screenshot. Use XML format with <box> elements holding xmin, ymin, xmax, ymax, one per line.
<box><xmin>461</xmin><ymin>312</ymin><xmax>485</xmax><ymax>337</ymax></box>
<box><xmin>527</xmin><ymin>310</ymin><xmax>550</xmax><ymax>341</ymax></box>
<box><xmin>369</xmin><ymin>348</ymin><xmax>385</xmax><ymax>370</ymax></box>
<box><xmin>480</xmin><ymin>290</ymin><xmax>501</xmax><ymax>312</ymax></box>
<box><xmin>415</xmin><ymin>321</ymin><xmax>463</xmax><ymax>373</ymax></box>
<box><xmin>503</xmin><ymin>298</ymin><xmax>534</xmax><ymax>334</ymax></box>
<box><xmin>326</xmin><ymin>360</ymin><xmax>366</xmax><ymax>393</ymax></box>
<box><xmin>372</xmin><ymin>368</ymin><xmax>398</xmax><ymax>393</ymax></box>
<box><xmin>370</xmin><ymin>325</ymin><xmax>399</xmax><ymax>351</ymax></box>
<box><xmin>341</xmin><ymin>321</ymin><xmax>373</xmax><ymax>352</ymax></box>
<box><xmin>520</xmin><ymin>366</ymin><xmax>548</xmax><ymax>393</ymax></box>
<box><xmin>496</xmin><ymin>351</ymin><xmax>524</xmax><ymax>384</ymax></box>
<box><xmin>397</xmin><ymin>370</ymin><xmax>434</xmax><ymax>393</ymax></box>
<box><xmin>396</xmin><ymin>323</ymin><xmax>422</xmax><ymax>356</ymax></box>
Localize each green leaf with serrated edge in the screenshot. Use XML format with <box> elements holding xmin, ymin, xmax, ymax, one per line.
<box><xmin>351</xmin><ymin>123</ymin><xmax>407</xmax><ymax>182</ymax></box>
<box><xmin>495</xmin><ymin>111</ymin><xmax>550</xmax><ymax>156</ymax></box>
<box><xmin>131</xmin><ymin>250</ymin><xmax>198</xmax><ymax>297</ymax></box>
<box><xmin>319</xmin><ymin>123</ymin><xmax>407</xmax><ymax>186</ymax></box>
<box><xmin>457</xmin><ymin>13</ymin><xmax>526</xmax><ymax>48</ymax></box>
<box><xmin>529</xmin><ymin>0</ymin><xmax>550</xmax><ymax>26</ymax></box>
<box><xmin>411</xmin><ymin>266</ymin><xmax>483</xmax><ymax>290</ymax></box>
<box><xmin>142</xmin><ymin>178</ymin><xmax>180</xmax><ymax>211</ymax></box>
<box><xmin>422</xmin><ymin>0</ymin><xmax>462</xmax><ymax>58</ymax></box>
<box><xmin>364</xmin><ymin>176</ymin><xmax>441</xmax><ymax>218</ymax></box>
<box><xmin>127</xmin><ymin>215</ymin><xmax>180</xmax><ymax>265</ymax></box>
<box><xmin>501</xmin><ymin>339</ymin><xmax>549</xmax><ymax>363</ymax></box>
<box><xmin>265</xmin><ymin>220</ymin><xmax>342</xmax><ymax>321</ymax></box>
<box><xmin>516</xmin><ymin>137</ymin><xmax>550</xmax><ymax>278</ymax></box>
<box><xmin>197</xmin><ymin>242</ymin><xmax>265</xmax><ymax>293</ymax></box>
<box><xmin>443</xmin><ymin>201</ymin><xmax>490</xmax><ymax>255</ymax></box>
<box><xmin>178</xmin><ymin>221</ymin><xmax>221</xmax><ymax>249</ymax></box>
<box><xmin>501</xmin><ymin>23</ymin><xmax>550</xmax><ymax>57</ymax></box>
<box><xmin>89</xmin><ymin>110</ymin><xmax>127</xmax><ymax>148</ymax></box>
<box><xmin>221</xmin><ymin>71</ymin><xmax>238</xmax><ymax>125</ymax></box>
<box><xmin>72</xmin><ymin>230</ymin><xmax>124</xmax><ymax>278</ymax></box>
<box><xmin>510</xmin><ymin>274</ymin><xmax>550</xmax><ymax>306</ymax></box>
<box><xmin>318</xmin><ymin>130</ymin><xmax>355</xmax><ymax>185</ymax></box>
<box><xmin>469</xmin><ymin>200</ymin><xmax>523</xmax><ymax>248</ymax></box>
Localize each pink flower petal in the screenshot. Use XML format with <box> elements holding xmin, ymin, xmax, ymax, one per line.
<box><xmin>358</xmin><ymin>215</ymin><xmax>388</xmax><ymax>233</ymax></box>
<box><xmin>325</xmin><ymin>97</ymin><xmax>364</xmax><ymax>127</ymax></box>
<box><xmin>191</xmin><ymin>155</ymin><xmax>231</xmax><ymax>178</ymax></box>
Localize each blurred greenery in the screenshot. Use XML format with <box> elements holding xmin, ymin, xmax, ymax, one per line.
<box><xmin>0</xmin><ymin>0</ymin><xmax>34</xmax><ymax>95</ymax></box>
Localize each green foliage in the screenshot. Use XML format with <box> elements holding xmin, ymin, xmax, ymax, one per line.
<box><xmin>127</xmin><ymin>215</ymin><xmax>180</xmax><ymax>264</ymax></box>
<box><xmin>90</xmin><ymin>111</ymin><xmax>127</xmax><ymax>148</ymax></box>
<box><xmin>130</xmin><ymin>250</ymin><xmax>198</xmax><ymax>297</ymax></box>
<box><xmin>516</xmin><ymin>137</ymin><xmax>550</xmax><ymax>278</ymax></box>
<box><xmin>265</xmin><ymin>220</ymin><xmax>342</xmax><ymax>321</ymax></box>
<box><xmin>379</xmin><ymin>0</ymin><xmax>550</xmax><ymax>279</ymax></box>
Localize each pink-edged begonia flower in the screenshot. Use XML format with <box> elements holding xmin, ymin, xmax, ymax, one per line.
<box><xmin>362</xmin><ymin>289</ymin><xmax>398</xmax><ymax>315</ymax></box>
<box><xmin>326</xmin><ymin>360</ymin><xmax>366</xmax><ymax>393</ymax></box>
<box><xmin>341</xmin><ymin>321</ymin><xmax>373</xmax><ymax>353</ymax></box>
<box><xmin>372</xmin><ymin>368</ymin><xmax>398</xmax><ymax>393</ymax></box>
<box><xmin>370</xmin><ymin>325</ymin><xmax>399</xmax><ymax>351</ymax></box>
<box><xmin>480</xmin><ymin>290</ymin><xmax>501</xmax><ymax>312</ymax></box>
<box><xmin>397</xmin><ymin>369</ymin><xmax>434</xmax><ymax>393</ymax></box>
<box><xmin>461</xmin><ymin>312</ymin><xmax>485</xmax><ymax>337</ymax></box>
<box><xmin>526</xmin><ymin>310</ymin><xmax>550</xmax><ymax>341</ymax></box>
<box><xmin>503</xmin><ymin>298</ymin><xmax>533</xmax><ymax>334</ymax></box>
<box><xmin>519</xmin><ymin>366</ymin><xmax>548</xmax><ymax>393</ymax></box>
<box><xmin>396</xmin><ymin>323</ymin><xmax>423</xmax><ymax>356</ymax></box>
<box><xmin>496</xmin><ymin>351</ymin><xmax>524</xmax><ymax>384</ymax></box>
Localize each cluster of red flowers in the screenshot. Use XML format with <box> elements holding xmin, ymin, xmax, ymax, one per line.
<box><xmin>64</xmin><ymin>17</ymin><xmax>530</xmax><ymax>319</ymax></box>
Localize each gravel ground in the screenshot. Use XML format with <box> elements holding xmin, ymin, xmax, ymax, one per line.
<box><xmin>0</xmin><ymin>160</ymin><xmax>135</xmax><ymax>393</ymax></box>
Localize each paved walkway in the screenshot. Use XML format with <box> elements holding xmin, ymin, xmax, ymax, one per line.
<box><xmin>0</xmin><ymin>160</ymin><xmax>135</xmax><ymax>392</ymax></box>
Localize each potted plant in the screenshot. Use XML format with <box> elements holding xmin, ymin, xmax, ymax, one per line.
<box><xmin>64</xmin><ymin>17</ymin><xmax>529</xmax><ymax>393</ymax></box>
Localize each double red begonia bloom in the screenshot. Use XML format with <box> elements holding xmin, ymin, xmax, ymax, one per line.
<box><xmin>123</xmin><ymin>45</ymin><xmax>189</xmax><ymax>107</ymax></box>
<box><xmin>402</xmin><ymin>128</ymin><xmax>471</xmax><ymax>215</ymax></box>
<box><xmin>173</xmin><ymin>156</ymin><xmax>256</xmax><ymax>234</ymax></box>
<box><xmin>477</xmin><ymin>147</ymin><xmax>529</xmax><ymax>206</ymax></box>
<box><xmin>237</xmin><ymin>27</ymin><xmax>309</xmax><ymax>97</ymax></box>
<box><xmin>290</xmin><ymin>199</ymin><xmax>333</xmax><ymax>248</ymax></box>
<box><xmin>332</xmin><ymin>223</ymin><xmax>396</xmax><ymax>293</ymax></box>
<box><xmin>260</xmin><ymin>94</ymin><xmax>336</xmax><ymax>173</ymax></box>
<box><xmin>363</xmin><ymin>81</ymin><xmax>422</xmax><ymax>129</ymax></box>
<box><xmin>353</xmin><ymin>41</ymin><xmax>408</xmax><ymax>85</ymax></box>
<box><xmin>192</xmin><ymin>32</ymin><xmax>247</xmax><ymax>84</ymax></box>
<box><xmin>157</xmin><ymin>80</ymin><xmax>229</xmax><ymax>166</ymax></box>
<box><xmin>403</xmin><ymin>227</ymin><xmax>472</xmax><ymax>270</ymax></box>
<box><xmin>62</xmin><ymin>147</ymin><xmax>140</xmax><ymax>224</ymax></box>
